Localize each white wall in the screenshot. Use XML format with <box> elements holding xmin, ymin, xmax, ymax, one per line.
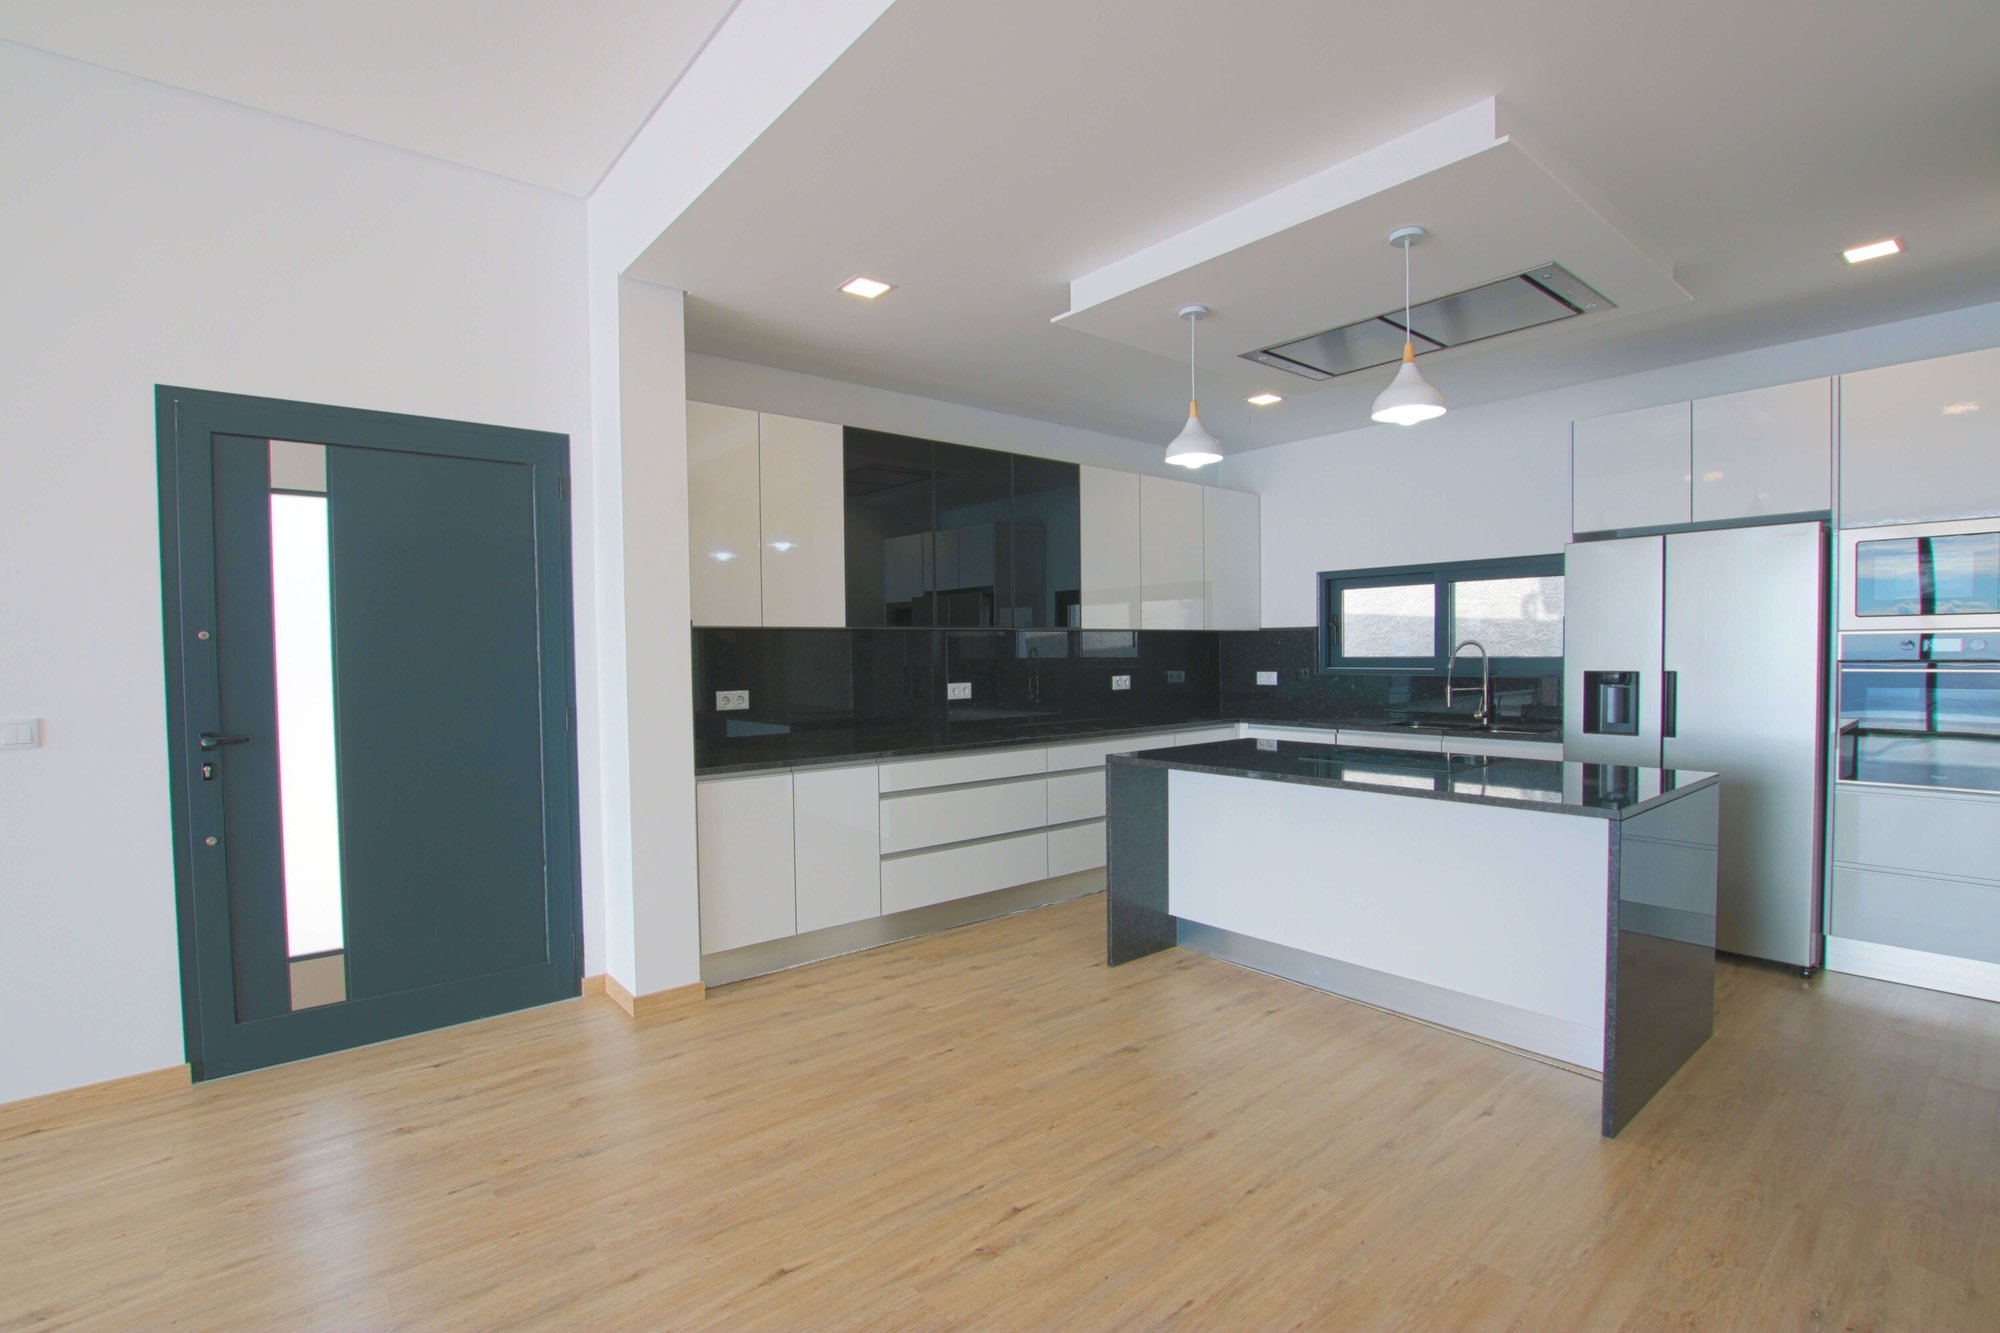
<box><xmin>689</xmin><ymin>354</ymin><xmax>1178</xmax><ymax>477</ymax></box>
<box><xmin>0</xmin><ymin>42</ymin><xmax>589</xmax><ymax>1103</ymax></box>
<box><xmin>1235</xmin><ymin>300</ymin><xmax>2000</xmax><ymax>625</ymax></box>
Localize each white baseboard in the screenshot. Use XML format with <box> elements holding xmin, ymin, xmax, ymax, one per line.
<box><xmin>1824</xmin><ymin>936</ymin><xmax>2000</xmax><ymax>1003</ymax></box>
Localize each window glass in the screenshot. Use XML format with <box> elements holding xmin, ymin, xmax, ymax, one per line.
<box><xmin>1450</xmin><ymin>575</ymin><xmax>1564</xmax><ymax>658</ymax></box>
<box><xmin>1340</xmin><ymin>582</ymin><xmax>1435</xmax><ymax>658</ymax></box>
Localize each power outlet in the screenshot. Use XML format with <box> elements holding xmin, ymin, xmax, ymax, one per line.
<box><xmin>1166</xmin><ymin>670</ymin><xmax>1186</xmax><ymax>685</ymax></box>
<box><xmin>947</xmin><ymin>682</ymin><xmax>973</xmax><ymax>701</ymax></box>
<box><xmin>1256</xmin><ymin>671</ymin><xmax>1279</xmax><ymax>686</ymax></box>
<box><xmin>1111</xmin><ymin>674</ymin><xmax>1132</xmax><ymax>691</ymax></box>
<box><xmin>714</xmin><ymin>690</ymin><xmax>750</xmax><ymax>711</ymax></box>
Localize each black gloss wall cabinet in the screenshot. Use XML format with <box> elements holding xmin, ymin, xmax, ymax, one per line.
<box><xmin>843</xmin><ymin>428</ymin><xmax>1081</xmax><ymax>630</ymax></box>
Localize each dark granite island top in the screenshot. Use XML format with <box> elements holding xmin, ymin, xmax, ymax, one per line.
<box><xmin>1105</xmin><ymin>738</ymin><xmax>1721</xmax><ymax>1137</ymax></box>
<box><xmin>1109</xmin><ymin>738</ymin><xmax>1718</xmax><ymax>820</ymax></box>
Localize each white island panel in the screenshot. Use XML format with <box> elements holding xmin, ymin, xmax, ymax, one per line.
<box><xmin>1166</xmin><ymin>769</ymin><xmax>1611</xmax><ymax>1067</ymax></box>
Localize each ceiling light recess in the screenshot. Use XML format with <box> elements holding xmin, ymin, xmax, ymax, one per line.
<box><xmin>840</xmin><ymin>275</ymin><xmax>895</xmax><ymax>299</ymax></box>
<box><xmin>1841</xmin><ymin>238</ymin><xmax>1902</xmax><ymax>264</ymax></box>
<box><xmin>1164</xmin><ymin>304</ymin><xmax>1223</xmax><ymax>469</ymax></box>
<box><xmin>1371</xmin><ymin>227</ymin><xmax>1447</xmax><ymax>427</ymax></box>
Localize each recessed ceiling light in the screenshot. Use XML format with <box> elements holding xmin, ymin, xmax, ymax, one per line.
<box><xmin>1842</xmin><ymin>238</ymin><xmax>1902</xmax><ymax>264</ymax></box>
<box><xmin>840</xmin><ymin>275</ymin><xmax>895</xmax><ymax>299</ymax></box>
<box><xmin>1247</xmin><ymin>393</ymin><xmax>1283</xmax><ymax>406</ymax></box>
<box><xmin>1942</xmin><ymin>401</ymin><xmax>1981</xmax><ymax>416</ymax></box>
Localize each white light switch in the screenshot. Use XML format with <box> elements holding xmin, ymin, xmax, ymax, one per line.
<box><xmin>715</xmin><ymin>690</ymin><xmax>750</xmax><ymax>712</ymax></box>
<box><xmin>946</xmin><ymin>682</ymin><xmax>972</xmax><ymax>701</ymax></box>
<box><xmin>0</xmin><ymin>719</ymin><xmax>42</xmax><ymax>749</ymax></box>
<box><xmin>1111</xmin><ymin>675</ymin><xmax>1131</xmax><ymax>691</ymax></box>
<box><xmin>1256</xmin><ymin>671</ymin><xmax>1279</xmax><ymax>686</ymax></box>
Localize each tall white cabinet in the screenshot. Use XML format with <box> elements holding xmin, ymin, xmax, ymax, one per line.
<box><xmin>687</xmin><ymin>402</ymin><xmax>845</xmax><ymax>627</ymax></box>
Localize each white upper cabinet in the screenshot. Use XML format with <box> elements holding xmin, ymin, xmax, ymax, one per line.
<box><xmin>1203</xmin><ymin>486</ymin><xmax>1261</xmax><ymax>629</ymax></box>
<box><xmin>1840</xmin><ymin>346</ymin><xmax>2000</xmax><ymax>527</ymax></box>
<box><xmin>687</xmin><ymin>402</ymin><xmax>761</xmax><ymax>625</ymax></box>
<box><xmin>1691</xmin><ymin>378</ymin><xmax>1832</xmax><ymax>523</ymax></box>
<box><xmin>1140</xmin><ymin>474</ymin><xmax>1206</xmax><ymax>628</ymax></box>
<box><xmin>757</xmin><ymin>413</ymin><xmax>846</xmax><ymax>626</ymax></box>
<box><xmin>1079</xmin><ymin>465</ymin><xmax>1142</xmax><ymax>628</ymax></box>
<box><xmin>1571</xmin><ymin>401</ymin><xmax>1692</xmax><ymax>534</ymax></box>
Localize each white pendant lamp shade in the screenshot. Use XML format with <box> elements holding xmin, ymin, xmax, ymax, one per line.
<box><xmin>1165</xmin><ymin>400</ymin><xmax>1223</xmax><ymax>468</ymax></box>
<box><xmin>1371</xmin><ymin>226</ymin><xmax>1447</xmax><ymax>427</ymax></box>
<box><xmin>1165</xmin><ymin>304</ymin><xmax>1222</xmax><ymax>468</ymax></box>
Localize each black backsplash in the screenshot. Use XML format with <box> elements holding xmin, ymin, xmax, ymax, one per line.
<box><xmin>694</xmin><ymin>626</ymin><xmax>1559</xmax><ymax>768</ymax></box>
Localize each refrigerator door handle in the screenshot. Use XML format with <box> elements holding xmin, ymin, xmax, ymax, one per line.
<box><xmin>1661</xmin><ymin>669</ymin><xmax>1678</xmax><ymax>739</ymax></box>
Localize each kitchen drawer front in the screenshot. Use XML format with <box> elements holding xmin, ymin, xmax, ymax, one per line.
<box><xmin>1175</xmin><ymin>725</ymin><xmax>1242</xmax><ymax>746</ymax></box>
<box><xmin>1043</xmin><ymin>731</ymin><xmax>1180</xmax><ymax>773</ymax></box>
<box><xmin>1834</xmin><ymin>787</ymin><xmax>2000</xmax><ymax>883</ymax></box>
<box><xmin>1048</xmin><ymin>819</ymin><xmax>1107</xmax><ymax>876</ymax></box>
<box><xmin>881</xmin><ymin>831</ymin><xmax>1050</xmax><ymax>914</ymax></box>
<box><xmin>1241</xmin><ymin>724</ymin><xmax>1341</xmax><ymax>744</ymax></box>
<box><xmin>1047</xmin><ymin>769</ymin><xmax>1107</xmax><ymax>824</ymax></box>
<box><xmin>880</xmin><ymin>776</ymin><xmax>1047</xmax><ymax>854</ymax></box>
<box><xmin>1338</xmin><ymin>729</ymin><xmax>1444</xmax><ymax>754</ymax></box>
<box><xmin>1442</xmin><ymin>737</ymin><xmax>1563</xmax><ymax>761</ymax></box>
<box><xmin>879</xmin><ymin>745</ymin><xmax>1045</xmax><ymax>793</ymax></box>
<box><xmin>1831</xmin><ymin>864</ymin><xmax>2000</xmax><ymax>966</ymax></box>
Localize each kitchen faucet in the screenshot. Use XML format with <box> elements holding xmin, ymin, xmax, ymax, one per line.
<box><xmin>1445</xmin><ymin>639</ymin><xmax>1490</xmax><ymax>725</ymax></box>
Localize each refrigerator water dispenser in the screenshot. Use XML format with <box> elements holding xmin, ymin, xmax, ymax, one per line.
<box><xmin>1583</xmin><ymin>671</ymin><xmax>1640</xmax><ymax>736</ymax></box>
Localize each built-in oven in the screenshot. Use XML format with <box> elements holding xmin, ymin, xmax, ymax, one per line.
<box><xmin>1837</xmin><ymin>631</ymin><xmax>2000</xmax><ymax>794</ymax></box>
<box><xmin>1839</xmin><ymin>516</ymin><xmax>2000</xmax><ymax>634</ymax></box>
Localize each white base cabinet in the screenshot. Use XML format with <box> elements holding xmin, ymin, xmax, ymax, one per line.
<box><xmin>696</xmin><ymin>772</ymin><xmax>795</xmax><ymax>955</ymax></box>
<box><xmin>793</xmin><ymin>764</ymin><xmax>881</xmax><ymax>934</ymax></box>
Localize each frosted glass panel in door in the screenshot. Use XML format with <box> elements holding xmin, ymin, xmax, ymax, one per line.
<box><xmin>1341</xmin><ymin>583</ymin><xmax>1434</xmax><ymax>657</ymax></box>
<box><xmin>269</xmin><ymin>492</ymin><xmax>346</xmax><ymax>959</ymax></box>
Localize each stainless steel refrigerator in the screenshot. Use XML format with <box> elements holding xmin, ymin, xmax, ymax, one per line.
<box><xmin>1563</xmin><ymin>522</ymin><xmax>1828</xmax><ymax>968</ymax></box>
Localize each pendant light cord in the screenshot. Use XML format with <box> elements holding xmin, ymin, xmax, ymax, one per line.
<box><xmin>1189</xmin><ymin>312</ymin><xmax>1198</xmax><ymax>407</ymax></box>
<box><xmin>1403</xmin><ymin>238</ymin><xmax>1413</xmax><ymax>341</ymax></box>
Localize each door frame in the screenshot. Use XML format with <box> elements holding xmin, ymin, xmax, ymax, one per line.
<box><xmin>155</xmin><ymin>385</ymin><xmax>583</xmax><ymax>1078</ymax></box>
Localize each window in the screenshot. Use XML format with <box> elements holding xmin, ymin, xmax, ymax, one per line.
<box><xmin>1319</xmin><ymin>555</ymin><xmax>1564</xmax><ymax>674</ymax></box>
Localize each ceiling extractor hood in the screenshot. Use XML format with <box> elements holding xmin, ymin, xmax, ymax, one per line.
<box><xmin>1240</xmin><ymin>263</ymin><xmax>1612</xmax><ymax>381</ymax></box>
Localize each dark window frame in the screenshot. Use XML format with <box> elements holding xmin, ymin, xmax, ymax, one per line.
<box><xmin>1318</xmin><ymin>553</ymin><xmax>1564</xmax><ymax>676</ymax></box>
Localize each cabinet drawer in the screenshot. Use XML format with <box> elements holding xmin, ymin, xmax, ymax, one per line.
<box><xmin>1175</xmin><ymin>725</ymin><xmax>1242</xmax><ymax>746</ymax></box>
<box><xmin>881</xmin><ymin>831</ymin><xmax>1049</xmax><ymax>914</ymax></box>
<box><xmin>1442</xmin><ymin>737</ymin><xmax>1563</xmax><ymax>761</ymax></box>
<box><xmin>1832</xmin><ymin>864</ymin><xmax>2000</xmax><ymax>966</ymax></box>
<box><xmin>1043</xmin><ymin>731</ymin><xmax>1180</xmax><ymax>772</ymax></box>
<box><xmin>1047</xmin><ymin>769</ymin><xmax>1107</xmax><ymax>823</ymax></box>
<box><xmin>1834</xmin><ymin>787</ymin><xmax>2000</xmax><ymax>883</ymax></box>
<box><xmin>879</xmin><ymin>745</ymin><xmax>1045</xmax><ymax>793</ymax></box>
<box><xmin>1048</xmin><ymin>820</ymin><xmax>1107</xmax><ymax>876</ymax></box>
<box><xmin>880</xmin><ymin>776</ymin><xmax>1046</xmax><ymax>854</ymax></box>
<box><xmin>1339</xmin><ymin>729</ymin><xmax>1444</xmax><ymax>754</ymax></box>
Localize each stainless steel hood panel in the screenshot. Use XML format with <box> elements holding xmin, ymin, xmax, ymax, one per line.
<box><xmin>1407</xmin><ymin>275</ymin><xmax>1574</xmax><ymax>347</ymax></box>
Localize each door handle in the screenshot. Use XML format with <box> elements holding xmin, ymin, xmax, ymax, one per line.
<box><xmin>1660</xmin><ymin>671</ymin><xmax>1678</xmax><ymax>740</ymax></box>
<box><xmin>198</xmin><ymin>732</ymin><xmax>251</xmax><ymax>750</ymax></box>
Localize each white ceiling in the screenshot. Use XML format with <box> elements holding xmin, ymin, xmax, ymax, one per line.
<box><xmin>0</xmin><ymin>0</ymin><xmax>739</xmax><ymax>195</ymax></box>
<box><xmin>630</xmin><ymin>0</ymin><xmax>2000</xmax><ymax>451</ymax></box>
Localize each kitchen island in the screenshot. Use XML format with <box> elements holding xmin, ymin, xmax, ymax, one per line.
<box><xmin>1106</xmin><ymin>738</ymin><xmax>1720</xmax><ymax>1136</ymax></box>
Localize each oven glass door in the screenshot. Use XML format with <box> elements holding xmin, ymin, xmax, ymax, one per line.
<box><xmin>1838</xmin><ymin>664</ymin><xmax>2000</xmax><ymax>792</ymax></box>
<box><xmin>1852</xmin><ymin>531</ymin><xmax>2000</xmax><ymax>619</ymax></box>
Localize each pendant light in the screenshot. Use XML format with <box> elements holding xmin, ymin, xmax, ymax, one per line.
<box><xmin>1371</xmin><ymin>226</ymin><xmax>1447</xmax><ymax>426</ymax></box>
<box><xmin>1164</xmin><ymin>304</ymin><xmax>1223</xmax><ymax>468</ymax></box>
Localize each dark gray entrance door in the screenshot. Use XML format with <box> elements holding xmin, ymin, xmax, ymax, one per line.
<box><xmin>156</xmin><ymin>387</ymin><xmax>581</xmax><ymax>1079</ymax></box>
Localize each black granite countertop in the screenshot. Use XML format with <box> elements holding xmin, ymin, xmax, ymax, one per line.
<box><xmin>1109</xmin><ymin>737</ymin><xmax>1715</xmax><ymax>820</ymax></box>
<box><xmin>693</xmin><ymin>712</ymin><xmax>1562</xmax><ymax>777</ymax></box>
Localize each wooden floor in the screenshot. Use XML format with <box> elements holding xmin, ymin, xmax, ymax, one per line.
<box><xmin>4</xmin><ymin>895</ymin><xmax>1997</xmax><ymax>1331</ymax></box>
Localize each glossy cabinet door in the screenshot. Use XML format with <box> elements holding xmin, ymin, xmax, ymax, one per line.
<box><xmin>1010</xmin><ymin>454</ymin><xmax>1080</xmax><ymax>627</ymax></box>
<box><xmin>696</xmin><ymin>772</ymin><xmax>795</xmax><ymax>955</ymax></box>
<box><xmin>687</xmin><ymin>402</ymin><xmax>762</xmax><ymax>625</ymax></box>
<box><xmin>1203</xmin><ymin>486</ymin><xmax>1261</xmax><ymax>629</ymax></box>
<box><xmin>1572</xmin><ymin>401</ymin><xmax>1692</xmax><ymax>534</ymax></box>
<box><xmin>844</xmin><ymin>429</ymin><xmax>936</xmax><ymax>626</ymax></box>
<box><xmin>1692</xmin><ymin>378</ymin><xmax>1832</xmax><ymax>522</ymax></box>
<box><xmin>793</xmin><ymin>764</ymin><xmax>880</xmax><ymax>934</ymax></box>
<box><xmin>1840</xmin><ymin>346</ymin><xmax>2000</xmax><ymax>527</ymax></box>
<box><xmin>757</xmin><ymin>414</ymin><xmax>846</xmax><ymax>627</ymax></box>
<box><xmin>1079</xmin><ymin>465</ymin><xmax>1142</xmax><ymax>628</ymax></box>
<box><xmin>1140</xmin><ymin>474</ymin><xmax>1205</xmax><ymax>628</ymax></box>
